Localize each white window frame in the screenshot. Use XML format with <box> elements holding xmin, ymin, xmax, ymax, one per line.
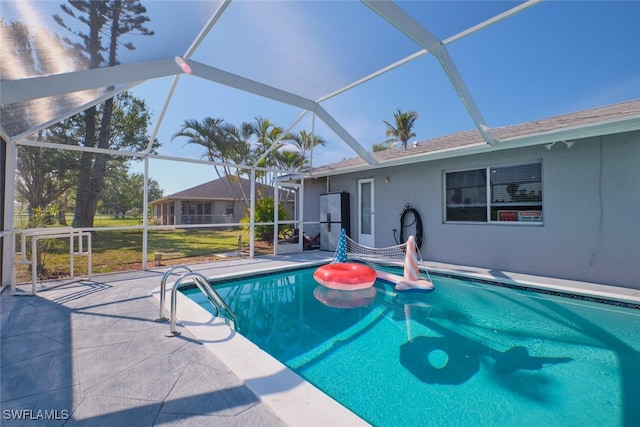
<box><xmin>444</xmin><ymin>161</ymin><xmax>543</xmax><ymax>225</ymax></box>
<box><xmin>225</xmin><ymin>201</ymin><xmax>234</xmax><ymax>216</ymax></box>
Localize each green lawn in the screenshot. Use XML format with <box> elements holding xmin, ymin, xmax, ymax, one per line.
<box><xmin>13</xmin><ymin>220</ymin><xmax>272</xmax><ymax>282</ymax></box>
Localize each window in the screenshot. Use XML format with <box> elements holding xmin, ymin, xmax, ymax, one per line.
<box><xmin>490</xmin><ymin>163</ymin><xmax>542</xmax><ymax>222</ymax></box>
<box><xmin>445</xmin><ymin>168</ymin><xmax>487</xmax><ymax>222</ymax></box>
<box><xmin>226</xmin><ymin>201</ymin><xmax>234</xmax><ymax>216</ymax></box>
<box><xmin>445</xmin><ymin>162</ymin><xmax>542</xmax><ymax>223</ymax></box>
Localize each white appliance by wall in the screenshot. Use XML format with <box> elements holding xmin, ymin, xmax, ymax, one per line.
<box><xmin>319</xmin><ymin>192</ymin><xmax>350</xmax><ymax>251</ymax></box>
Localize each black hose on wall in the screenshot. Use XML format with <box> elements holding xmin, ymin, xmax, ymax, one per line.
<box><xmin>395</xmin><ymin>203</ymin><xmax>423</xmax><ymax>249</ymax></box>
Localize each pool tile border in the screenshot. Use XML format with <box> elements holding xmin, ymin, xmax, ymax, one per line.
<box><xmin>190</xmin><ymin>261</ymin><xmax>640</xmax><ymax>311</ymax></box>
<box><xmin>427</xmin><ymin>270</ymin><xmax>640</xmax><ymax>310</ymax></box>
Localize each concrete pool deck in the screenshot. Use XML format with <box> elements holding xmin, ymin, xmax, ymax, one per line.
<box><xmin>2</xmin><ymin>252</ymin><xmax>639</xmax><ymax>426</ymax></box>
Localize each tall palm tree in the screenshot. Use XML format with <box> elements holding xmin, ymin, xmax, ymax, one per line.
<box><xmin>173</xmin><ymin>117</ymin><xmax>233</xmax><ymax>179</ymax></box>
<box><xmin>223</xmin><ymin>121</ymin><xmax>254</xmax><ymax>171</ymax></box>
<box><xmin>274</xmin><ymin>150</ymin><xmax>306</xmax><ymax>171</ymax></box>
<box><xmin>222</xmin><ymin>121</ymin><xmax>255</xmax><ymax>205</ymax></box>
<box><xmin>383</xmin><ymin>108</ymin><xmax>419</xmax><ymax>150</ymax></box>
<box><xmin>275</xmin><ymin>130</ymin><xmax>326</xmax><ymax>171</ymax></box>
<box><xmin>290</xmin><ymin>130</ymin><xmax>326</xmax><ymax>159</ymax></box>
<box><xmin>174</xmin><ymin>117</ymin><xmax>258</xmax><ymax>206</ymax></box>
<box><xmin>251</xmin><ymin>117</ymin><xmax>285</xmax><ymax>169</ymax></box>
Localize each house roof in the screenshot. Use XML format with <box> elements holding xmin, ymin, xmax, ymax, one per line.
<box><xmin>310</xmin><ymin>99</ymin><xmax>640</xmax><ymax>176</ymax></box>
<box><xmin>152</xmin><ymin>176</ymin><xmax>268</xmax><ymax>204</ymax></box>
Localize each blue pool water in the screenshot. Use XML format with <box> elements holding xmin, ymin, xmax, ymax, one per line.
<box><xmin>183</xmin><ymin>267</ymin><xmax>640</xmax><ymax>427</ymax></box>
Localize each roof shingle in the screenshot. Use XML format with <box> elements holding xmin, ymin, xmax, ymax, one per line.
<box><xmin>312</xmin><ymin>99</ymin><xmax>640</xmax><ymax>174</ymax></box>
<box><xmin>155</xmin><ymin>176</ymin><xmax>271</xmax><ymax>202</ymax></box>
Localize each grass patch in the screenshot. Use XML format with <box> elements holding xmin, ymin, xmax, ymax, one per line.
<box><xmin>14</xmin><ymin>227</ymin><xmax>273</xmax><ymax>283</ymax></box>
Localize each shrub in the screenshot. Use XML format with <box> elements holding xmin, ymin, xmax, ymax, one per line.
<box><xmin>241</xmin><ymin>197</ymin><xmax>289</xmax><ymax>242</ymax></box>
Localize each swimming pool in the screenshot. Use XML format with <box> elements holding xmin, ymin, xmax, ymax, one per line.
<box><xmin>183</xmin><ymin>267</ymin><xmax>640</xmax><ymax>426</ymax></box>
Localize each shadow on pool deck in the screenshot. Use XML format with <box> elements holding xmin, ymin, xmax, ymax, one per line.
<box><xmin>0</xmin><ymin>278</ymin><xmax>287</xmax><ymax>427</ymax></box>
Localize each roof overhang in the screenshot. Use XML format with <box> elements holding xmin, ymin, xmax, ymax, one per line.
<box><xmin>496</xmin><ymin>114</ymin><xmax>640</xmax><ymax>148</ymax></box>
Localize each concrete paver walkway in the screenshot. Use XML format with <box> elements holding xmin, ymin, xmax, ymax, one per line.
<box><xmin>1</xmin><ymin>269</ymin><xmax>286</xmax><ymax>427</ymax></box>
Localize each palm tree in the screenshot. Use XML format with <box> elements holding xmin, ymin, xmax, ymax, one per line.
<box><xmin>290</xmin><ymin>130</ymin><xmax>326</xmax><ymax>161</ymax></box>
<box><xmin>251</xmin><ymin>117</ymin><xmax>285</xmax><ymax>169</ymax></box>
<box><xmin>174</xmin><ymin>117</ymin><xmax>256</xmax><ymax>206</ymax></box>
<box><xmin>383</xmin><ymin>108</ymin><xmax>419</xmax><ymax>150</ymax></box>
<box><xmin>268</xmin><ymin>130</ymin><xmax>326</xmax><ymax>171</ymax></box>
<box><xmin>172</xmin><ymin>117</ymin><xmax>232</xmax><ymax>179</ymax></box>
<box><xmin>274</xmin><ymin>150</ymin><xmax>306</xmax><ymax>171</ymax></box>
<box><xmin>222</xmin><ymin>121</ymin><xmax>255</xmax><ymax>205</ymax></box>
<box><xmin>223</xmin><ymin>121</ymin><xmax>254</xmax><ymax>171</ymax></box>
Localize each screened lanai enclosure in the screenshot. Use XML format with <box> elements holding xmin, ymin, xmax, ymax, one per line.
<box><xmin>2</xmin><ymin>0</ymin><xmax>640</xmax><ymax>291</ymax></box>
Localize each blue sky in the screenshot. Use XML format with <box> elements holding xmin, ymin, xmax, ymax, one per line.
<box><xmin>126</xmin><ymin>1</ymin><xmax>640</xmax><ymax>196</ymax></box>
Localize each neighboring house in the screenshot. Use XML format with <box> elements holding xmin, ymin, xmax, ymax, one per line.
<box><xmin>301</xmin><ymin>100</ymin><xmax>640</xmax><ymax>289</ymax></box>
<box><xmin>151</xmin><ymin>176</ymin><xmax>293</xmax><ymax>226</ymax></box>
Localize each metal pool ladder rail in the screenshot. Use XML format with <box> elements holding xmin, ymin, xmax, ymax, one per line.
<box><xmin>157</xmin><ymin>265</ymin><xmax>193</xmax><ymax>322</ymax></box>
<box><xmin>167</xmin><ymin>272</ymin><xmax>238</xmax><ymax>336</ymax></box>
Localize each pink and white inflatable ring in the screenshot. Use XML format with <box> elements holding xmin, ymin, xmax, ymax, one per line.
<box><xmin>313</xmin><ymin>263</ymin><xmax>376</xmax><ymax>290</ymax></box>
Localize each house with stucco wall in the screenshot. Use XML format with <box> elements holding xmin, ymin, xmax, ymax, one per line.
<box><xmin>299</xmin><ymin>100</ymin><xmax>640</xmax><ymax>289</ymax></box>
<box><xmin>151</xmin><ymin>176</ymin><xmax>294</xmax><ymax>226</ymax></box>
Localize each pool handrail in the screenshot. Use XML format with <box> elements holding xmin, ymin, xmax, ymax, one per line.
<box><xmin>169</xmin><ymin>272</ymin><xmax>238</xmax><ymax>335</ymax></box>
<box><xmin>157</xmin><ymin>265</ymin><xmax>193</xmax><ymax>321</ymax></box>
